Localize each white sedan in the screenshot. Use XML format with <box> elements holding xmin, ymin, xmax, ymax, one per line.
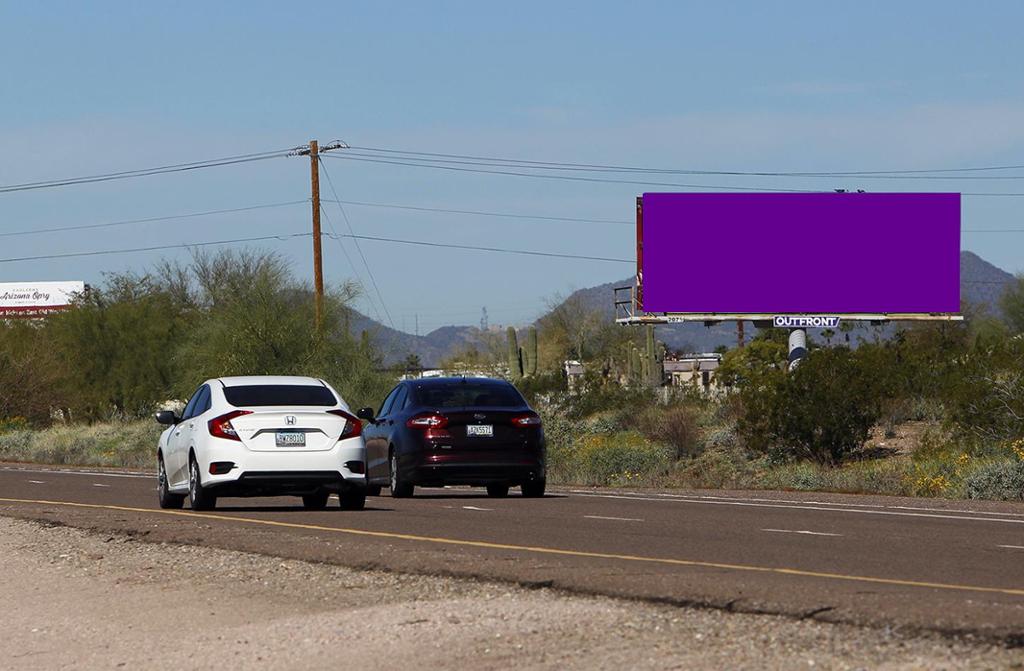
<box><xmin>155</xmin><ymin>376</ymin><xmax>367</xmax><ymax>511</ymax></box>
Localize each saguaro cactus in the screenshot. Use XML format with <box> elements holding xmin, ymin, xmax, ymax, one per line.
<box><xmin>524</xmin><ymin>327</ymin><xmax>538</xmax><ymax>377</ymax></box>
<box><xmin>645</xmin><ymin>325</ymin><xmax>661</xmax><ymax>387</ymax></box>
<box><xmin>507</xmin><ymin>326</ymin><xmax>522</xmax><ymax>380</ymax></box>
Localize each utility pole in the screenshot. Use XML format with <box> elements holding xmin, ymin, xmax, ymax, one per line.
<box><xmin>737</xmin><ymin>320</ymin><xmax>745</xmax><ymax>349</ymax></box>
<box><xmin>293</xmin><ymin>139</ymin><xmax>346</xmax><ymax>331</ymax></box>
<box><xmin>309</xmin><ymin>140</ymin><xmax>324</xmax><ymax>329</ymax></box>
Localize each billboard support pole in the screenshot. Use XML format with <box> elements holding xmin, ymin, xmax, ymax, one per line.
<box><xmin>635</xmin><ymin>196</ymin><xmax>643</xmax><ymax>313</ymax></box>
<box><xmin>787</xmin><ymin>329</ymin><xmax>807</xmax><ymax>371</ymax></box>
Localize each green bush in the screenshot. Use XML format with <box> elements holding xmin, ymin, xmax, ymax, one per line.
<box><xmin>964</xmin><ymin>460</ymin><xmax>1024</xmax><ymax>501</ymax></box>
<box><xmin>0</xmin><ymin>421</ymin><xmax>160</xmax><ymax>469</ymax></box>
<box><xmin>738</xmin><ymin>347</ymin><xmax>885</xmax><ymax>465</ymax></box>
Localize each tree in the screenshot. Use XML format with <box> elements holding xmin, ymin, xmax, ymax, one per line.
<box><xmin>737</xmin><ymin>347</ymin><xmax>885</xmax><ymax>465</ymax></box>
<box><xmin>999</xmin><ymin>275</ymin><xmax>1024</xmax><ymax>334</ymax></box>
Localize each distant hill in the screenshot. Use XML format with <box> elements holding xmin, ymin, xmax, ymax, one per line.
<box><xmin>352</xmin><ymin>251</ymin><xmax>1018</xmax><ymax>364</ymax></box>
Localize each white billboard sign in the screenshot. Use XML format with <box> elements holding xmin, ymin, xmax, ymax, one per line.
<box><xmin>0</xmin><ymin>281</ymin><xmax>85</xmax><ymax>318</ymax></box>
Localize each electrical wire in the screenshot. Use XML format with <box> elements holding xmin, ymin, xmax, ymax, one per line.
<box><xmin>320</xmin><ymin>198</ymin><xmax>632</xmax><ymax>225</ymax></box>
<box><xmin>324</xmin><ymin>232</ymin><xmax>631</xmax><ymax>263</ymax></box>
<box><xmin>0</xmin><ymin>200</ymin><xmax>309</xmax><ymax>238</ymax></box>
<box><xmin>339</xmin><ymin>150</ymin><xmax>1024</xmax><ymax>181</ymax></box>
<box><xmin>0</xmin><ymin>233</ymin><xmax>312</xmax><ymax>264</ymax></box>
<box><xmin>348</xmin><ymin>145</ymin><xmax>1024</xmax><ymax>178</ymax></box>
<box><xmin>318</xmin><ymin>157</ymin><xmax>397</xmax><ymax>330</ymax></box>
<box><xmin>319</xmin><ymin>204</ymin><xmax>388</xmax><ymax>328</ymax></box>
<box><xmin>323</xmin><ymin>154</ymin><xmax>817</xmax><ymax>193</ymax></box>
<box><xmin>0</xmin><ymin>147</ymin><xmax>299</xmax><ymax>194</ymax></box>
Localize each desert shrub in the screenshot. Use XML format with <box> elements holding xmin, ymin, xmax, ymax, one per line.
<box><xmin>0</xmin><ymin>420</ymin><xmax>160</xmax><ymax>469</ymax></box>
<box><xmin>628</xmin><ymin>404</ymin><xmax>702</xmax><ymax>458</ymax></box>
<box><xmin>944</xmin><ymin>339</ymin><xmax>1024</xmax><ymax>446</ymax></box>
<box><xmin>0</xmin><ymin>416</ymin><xmax>29</xmax><ymax>433</ymax></box>
<box><xmin>573</xmin><ymin>431</ymin><xmax>673</xmax><ymax>486</ymax></box>
<box><xmin>672</xmin><ymin>444</ymin><xmax>763</xmax><ymax>490</ymax></box>
<box><xmin>738</xmin><ymin>348</ymin><xmax>885</xmax><ymax>466</ymax></box>
<box><xmin>964</xmin><ymin>460</ymin><xmax>1024</xmax><ymax>501</ymax></box>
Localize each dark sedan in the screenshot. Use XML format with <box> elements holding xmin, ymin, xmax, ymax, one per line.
<box><xmin>358</xmin><ymin>377</ymin><xmax>546</xmax><ymax>498</ymax></box>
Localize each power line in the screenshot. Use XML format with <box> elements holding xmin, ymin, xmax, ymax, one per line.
<box><xmin>328</xmin><ymin>154</ymin><xmax>1024</xmax><ymax>197</ymax></box>
<box><xmin>339</xmin><ymin>150</ymin><xmax>1024</xmax><ymax>181</ymax></box>
<box><xmin>348</xmin><ymin>145</ymin><xmax>1024</xmax><ymax>178</ymax></box>
<box><xmin>319</xmin><ymin>204</ymin><xmax>388</xmax><ymax>328</ymax></box>
<box><xmin>0</xmin><ymin>200</ymin><xmax>308</xmax><ymax>238</ymax></box>
<box><xmin>324</xmin><ymin>231</ymin><xmax>631</xmax><ymax>263</ymax></box>
<box><xmin>318</xmin><ymin>157</ymin><xmax>396</xmax><ymax>330</ymax></box>
<box><xmin>324</xmin><ymin>154</ymin><xmax>816</xmax><ymax>192</ymax></box>
<box><xmin>0</xmin><ymin>233</ymin><xmax>312</xmax><ymax>264</ymax></box>
<box><xmin>0</xmin><ymin>147</ymin><xmax>299</xmax><ymax>195</ymax></box>
<box><xmin>320</xmin><ymin>198</ymin><xmax>631</xmax><ymax>225</ymax></box>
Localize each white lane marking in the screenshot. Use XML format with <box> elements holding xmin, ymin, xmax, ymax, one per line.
<box><xmin>27</xmin><ymin>480</ymin><xmax>45</xmax><ymax>484</ymax></box>
<box><xmin>584</xmin><ymin>515</ymin><xmax>643</xmax><ymax>522</ymax></box>
<box><xmin>565</xmin><ymin>488</ymin><xmax>1024</xmax><ymax>518</ymax></box>
<box><xmin>763</xmin><ymin>528</ymin><xmax>842</xmax><ymax>537</ymax></box>
<box><xmin>462</xmin><ymin>506</ymin><xmax>493</xmax><ymax>511</ymax></box>
<box><xmin>997</xmin><ymin>544</ymin><xmax>1024</xmax><ymax>550</ymax></box>
<box><xmin>1</xmin><ymin>467</ymin><xmax>150</xmax><ymax>479</ymax></box>
<box><xmin>569</xmin><ymin>491</ymin><xmax>1024</xmax><ymax>526</ymax></box>
<box><xmin>92</xmin><ymin>483</ymin><xmax>111</xmax><ymax>488</ymax></box>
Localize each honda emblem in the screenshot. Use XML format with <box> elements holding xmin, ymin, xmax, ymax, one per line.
<box><xmin>285</xmin><ymin>415</ymin><xmax>296</xmax><ymax>426</ymax></box>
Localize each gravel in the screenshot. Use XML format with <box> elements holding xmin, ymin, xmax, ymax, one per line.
<box><xmin>2</xmin><ymin>516</ymin><xmax>1020</xmax><ymax>670</ymax></box>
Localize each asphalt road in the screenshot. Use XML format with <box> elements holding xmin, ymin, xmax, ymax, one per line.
<box><xmin>2</xmin><ymin>464</ymin><xmax>1024</xmax><ymax>643</ymax></box>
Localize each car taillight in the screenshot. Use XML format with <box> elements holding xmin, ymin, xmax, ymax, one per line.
<box><xmin>208</xmin><ymin>410</ymin><xmax>252</xmax><ymax>441</ymax></box>
<box><xmin>327</xmin><ymin>410</ymin><xmax>362</xmax><ymax>439</ymax></box>
<box><xmin>407</xmin><ymin>413</ymin><xmax>448</xmax><ymax>429</ymax></box>
<box><xmin>511</xmin><ymin>413</ymin><xmax>542</xmax><ymax>428</ymax></box>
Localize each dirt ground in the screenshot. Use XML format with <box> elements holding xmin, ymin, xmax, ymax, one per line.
<box><xmin>1</xmin><ymin>516</ymin><xmax>1020</xmax><ymax>670</ymax></box>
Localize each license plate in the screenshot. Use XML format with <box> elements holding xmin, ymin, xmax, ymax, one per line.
<box><xmin>276</xmin><ymin>431</ymin><xmax>306</xmax><ymax>447</ymax></box>
<box><xmin>466</xmin><ymin>424</ymin><xmax>493</xmax><ymax>437</ymax></box>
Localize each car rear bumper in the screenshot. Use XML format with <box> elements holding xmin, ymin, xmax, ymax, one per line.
<box><xmin>197</xmin><ymin>436</ymin><xmax>366</xmax><ymax>495</ymax></box>
<box><xmin>202</xmin><ymin>470</ymin><xmax>365</xmax><ymax>497</ymax></box>
<box><xmin>406</xmin><ymin>457</ymin><xmax>545</xmax><ymax>487</ymax></box>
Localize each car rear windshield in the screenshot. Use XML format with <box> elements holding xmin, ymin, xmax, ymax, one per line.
<box><xmin>413</xmin><ymin>382</ymin><xmax>524</xmax><ymax>408</ymax></box>
<box><xmin>223</xmin><ymin>385</ymin><xmax>337</xmax><ymax>407</ymax></box>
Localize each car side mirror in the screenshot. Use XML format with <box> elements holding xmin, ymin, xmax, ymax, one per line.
<box><xmin>155</xmin><ymin>410</ymin><xmax>179</xmax><ymax>426</ymax></box>
<box><xmin>356</xmin><ymin>407</ymin><xmax>375</xmax><ymax>422</ymax></box>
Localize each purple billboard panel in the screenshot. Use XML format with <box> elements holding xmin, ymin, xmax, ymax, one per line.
<box><xmin>641</xmin><ymin>193</ymin><xmax>961</xmax><ymax>314</ymax></box>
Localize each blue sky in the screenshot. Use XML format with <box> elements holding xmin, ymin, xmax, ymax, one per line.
<box><xmin>2</xmin><ymin>1</ymin><xmax>1024</xmax><ymax>333</ymax></box>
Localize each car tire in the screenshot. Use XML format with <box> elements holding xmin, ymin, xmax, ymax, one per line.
<box><xmin>389</xmin><ymin>451</ymin><xmax>414</xmax><ymax>498</ymax></box>
<box><xmin>339</xmin><ymin>488</ymin><xmax>367</xmax><ymax>511</ymax></box>
<box><xmin>486</xmin><ymin>483</ymin><xmax>510</xmax><ymax>498</ymax></box>
<box><xmin>367</xmin><ymin>484</ymin><xmax>383</xmax><ymax>497</ymax></box>
<box><xmin>521</xmin><ymin>479</ymin><xmax>546</xmax><ymax>498</ymax></box>
<box><xmin>188</xmin><ymin>457</ymin><xmax>217</xmax><ymax>511</ymax></box>
<box><xmin>302</xmin><ymin>491</ymin><xmax>329</xmax><ymax>510</ymax></box>
<box><xmin>157</xmin><ymin>456</ymin><xmax>185</xmax><ymax>509</ymax></box>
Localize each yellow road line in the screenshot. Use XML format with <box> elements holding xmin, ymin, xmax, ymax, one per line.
<box><xmin>2</xmin><ymin>496</ymin><xmax>1023</xmax><ymax>598</ymax></box>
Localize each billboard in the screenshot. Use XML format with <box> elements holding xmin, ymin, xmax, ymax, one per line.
<box><xmin>640</xmin><ymin>193</ymin><xmax>960</xmax><ymax>315</ymax></box>
<box><xmin>0</xmin><ymin>281</ymin><xmax>85</xmax><ymax>318</ymax></box>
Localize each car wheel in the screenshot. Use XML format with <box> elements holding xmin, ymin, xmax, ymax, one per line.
<box><xmin>521</xmin><ymin>479</ymin><xmax>546</xmax><ymax>498</ymax></box>
<box><xmin>367</xmin><ymin>484</ymin><xmax>383</xmax><ymax>497</ymax></box>
<box><xmin>302</xmin><ymin>491</ymin><xmax>329</xmax><ymax>510</ymax></box>
<box><xmin>157</xmin><ymin>456</ymin><xmax>184</xmax><ymax>509</ymax></box>
<box><xmin>389</xmin><ymin>451</ymin><xmax>414</xmax><ymax>498</ymax></box>
<box><xmin>486</xmin><ymin>483</ymin><xmax>510</xmax><ymax>498</ymax></box>
<box><xmin>339</xmin><ymin>488</ymin><xmax>367</xmax><ymax>510</ymax></box>
<box><xmin>188</xmin><ymin>457</ymin><xmax>217</xmax><ymax>511</ymax></box>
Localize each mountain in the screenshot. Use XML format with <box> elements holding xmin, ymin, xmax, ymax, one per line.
<box><xmin>353</xmin><ymin>252</ymin><xmax>1018</xmax><ymax>364</ymax></box>
<box><xmin>347</xmin><ymin>311</ymin><xmax>483</xmax><ymax>367</ymax></box>
<box><xmin>961</xmin><ymin>250</ymin><xmax>1015</xmax><ymax>318</ymax></box>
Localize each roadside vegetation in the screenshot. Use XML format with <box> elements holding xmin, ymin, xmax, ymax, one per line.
<box><xmin>4</xmin><ymin>248</ymin><xmax>1024</xmax><ymax>502</ymax></box>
